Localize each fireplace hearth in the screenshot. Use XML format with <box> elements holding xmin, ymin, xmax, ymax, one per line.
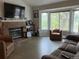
<box><xmin>9</xmin><ymin>27</ymin><xmax>23</xmax><ymax>39</ymax></box>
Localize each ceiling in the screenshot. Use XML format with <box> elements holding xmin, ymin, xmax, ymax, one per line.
<box><xmin>24</xmin><ymin>0</ymin><xmax>67</xmax><ymax>6</ymax></box>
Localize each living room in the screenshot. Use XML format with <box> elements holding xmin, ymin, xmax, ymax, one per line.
<box><xmin>1</xmin><ymin>0</ymin><xmax>79</xmax><ymax>59</ymax></box>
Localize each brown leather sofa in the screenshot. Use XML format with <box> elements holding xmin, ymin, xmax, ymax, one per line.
<box><xmin>66</xmin><ymin>35</ymin><xmax>79</xmax><ymax>42</ymax></box>
<box><xmin>50</xmin><ymin>29</ymin><xmax>62</xmax><ymax>41</ymax></box>
<box><xmin>0</xmin><ymin>35</ymin><xmax>14</xmax><ymax>59</ymax></box>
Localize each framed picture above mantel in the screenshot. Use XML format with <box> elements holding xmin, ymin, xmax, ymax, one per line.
<box><xmin>33</xmin><ymin>10</ymin><xmax>39</xmax><ymax>18</ymax></box>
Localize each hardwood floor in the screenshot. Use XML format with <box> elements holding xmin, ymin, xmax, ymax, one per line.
<box><xmin>8</xmin><ymin>37</ymin><xmax>62</xmax><ymax>59</ymax></box>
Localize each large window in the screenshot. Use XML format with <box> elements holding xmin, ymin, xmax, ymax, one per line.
<box><xmin>50</xmin><ymin>13</ymin><xmax>59</xmax><ymax>30</ymax></box>
<box><xmin>41</xmin><ymin>13</ymin><xmax>48</xmax><ymax>30</ymax></box>
<box><xmin>73</xmin><ymin>11</ymin><xmax>79</xmax><ymax>32</ymax></box>
<box><xmin>60</xmin><ymin>12</ymin><xmax>70</xmax><ymax>31</ymax></box>
<box><xmin>40</xmin><ymin>9</ymin><xmax>79</xmax><ymax>36</ymax></box>
<box><xmin>50</xmin><ymin>12</ymin><xmax>70</xmax><ymax>31</ymax></box>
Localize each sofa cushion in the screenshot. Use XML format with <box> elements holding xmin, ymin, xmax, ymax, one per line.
<box><xmin>64</xmin><ymin>40</ymin><xmax>77</xmax><ymax>45</ymax></box>
<box><xmin>59</xmin><ymin>43</ymin><xmax>68</xmax><ymax>50</ymax></box>
<box><xmin>61</xmin><ymin>51</ymin><xmax>74</xmax><ymax>59</ymax></box>
<box><xmin>65</xmin><ymin>44</ymin><xmax>77</xmax><ymax>54</ymax></box>
<box><xmin>51</xmin><ymin>33</ymin><xmax>60</xmax><ymax>35</ymax></box>
<box><xmin>59</xmin><ymin>42</ymin><xmax>77</xmax><ymax>54</ymax></box>
<box><xmin>51</xmin><ymin>49</ymin><xmax>62</xmax><ymax>57</ymax></box>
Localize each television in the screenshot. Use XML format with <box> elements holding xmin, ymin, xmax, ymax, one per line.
<box><xmin>4</xmin><ymin>3</ymin><xmax>25</xmax><ymax>19</ymax></box>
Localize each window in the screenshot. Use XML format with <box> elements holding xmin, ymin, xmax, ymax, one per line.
<box><xmin>50</xmin><ymin>12</ymin><xmax>70</xmax><ymax>31</ymax></box>
<box><xmin>73</xmin><ymin>11</ymin><xmax>79</xmax><ymax>32</ymax></box>
<box><xmin>60</xmin><ymin>12</ymin><xmax>70</xmax><ymax>31</ymax></box>
<box><xmin>40</xmin><ymin>9</ymin><xmax>79</xmax><ymax>35</ymax></box>
<box><xmin>50</xmin><ymin>13</ymin><xmax>59</xmax><ymax>30</ymax></box>
<box><xmin>41</xmin><ymin>13</ymin><xmax>48</xmax><ymax>30</ymax></box>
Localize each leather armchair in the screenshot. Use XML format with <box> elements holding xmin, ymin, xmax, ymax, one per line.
<box><xmin>0</xmin><ymin>35</ymin><xmax>14</xmax><ymax>59</ymax></box>
<box><xmin>50</xmin><ymin>29</ymin><xmax>62</xmax><ymax>41</ymax></box>
<box><xmin>0</xmin><ymin>23</ymin><xmax>14</xmax><ymax>59</ymax></box>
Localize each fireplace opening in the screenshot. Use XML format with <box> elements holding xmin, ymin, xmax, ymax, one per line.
<box><xmin>9</xmin><ymin>27</ymin><xmax>23</xmax><ymax>39</ymax></box>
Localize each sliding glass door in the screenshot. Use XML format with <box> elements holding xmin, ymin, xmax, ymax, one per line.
<box><xmin>40</xmin><ymin>13</ymin><xmax>49</xmax><ymax>36</ymax></box>
<box><xmin>41</xmin><ymin>13</ymin><xmax>48</xmax><ymax>30</ymax></box>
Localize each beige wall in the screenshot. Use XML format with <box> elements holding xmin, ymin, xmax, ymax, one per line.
<box><xmin>0</xmin><ymin>0</ymin><xmax>4</xmax><ymax>16</ymax></box>
<box><xmin>33</xmin><ymin>0</ymin><xmax>79</xmax><ymax>10</ymax></box>
<box><xmin>25</xmin><ymin>5</ymin><xmax>32</xmax><ymax>20</ymax></box>
<box><xmin>4</xmin><ymin>0</ymin><xmax>32</xmax><ymax>20</ymax></box>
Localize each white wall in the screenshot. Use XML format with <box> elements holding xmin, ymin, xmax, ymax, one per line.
<box><xmin>25</xmin><ymin>5</ymin><xmax>32</xmax><ymax>20</ymax></box>
<box><xmin>5</xmin><ymin>0</ymin><xmax>32</xmax><ymax>20</ymax></box>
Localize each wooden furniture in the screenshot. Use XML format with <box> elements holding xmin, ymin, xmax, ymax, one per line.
<box><xmin>26</xmin><ymin>20</ymin><xmax>39</xmax><ymax>37</ymax></box>
<box><xmin>50</xmin><ymin>29</ymin><xmax>62</xmax><ymax>41</ymax></box>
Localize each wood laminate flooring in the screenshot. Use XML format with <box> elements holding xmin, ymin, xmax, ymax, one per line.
<box><xmin>8</xmin><ymin>37</ymin><xmax>62</xmax><ymax>59</ymax></box>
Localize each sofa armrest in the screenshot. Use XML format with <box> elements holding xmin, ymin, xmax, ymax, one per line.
<box><xmin>0</xmin><ymin>41</ymin><xmax>6</xmax><ymax>59</ymax></box>
<box><xmin>66</xmin><ymin>35</ymin><xmax>79</xmax><ymax>42</ymax></box>
<box><xmin>0</xmin><ymin>35</ymin><xmax>13</xmax><ymax>42</ymax></box>
<box><xmin>42</xmin><ymin>55</ymin><xmax>59</xmax><ymax>59</ymax></box>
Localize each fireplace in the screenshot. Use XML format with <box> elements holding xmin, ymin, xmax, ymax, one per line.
<box><xmin>9</xmin><ymin>27</ymin><xmax>23</xmax><ymax>39</ymax></box>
